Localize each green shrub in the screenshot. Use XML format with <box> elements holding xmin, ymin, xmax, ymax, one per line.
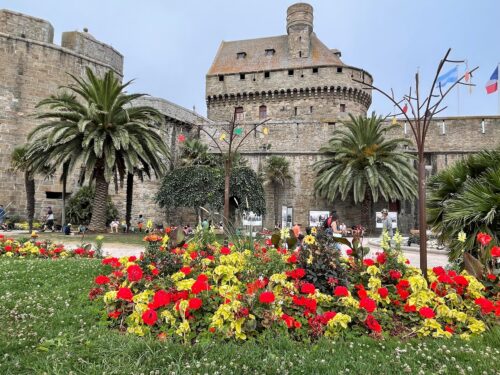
<box><xmin>66</xmin><ymin>186</ymin><xmax>118</xmax><ymax>225</ymax></box>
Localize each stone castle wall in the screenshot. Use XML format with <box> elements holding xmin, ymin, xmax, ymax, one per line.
<box><xmin>201</xmin><ymin>115</ymin><xmax>500</xmax><ymax>232</ymax></box>
<box><xmin>206</xmin><ymin>66</ymin><xmax>372</xmax><ymax>122</ymax></box>
<box><xmin>0</xmin><ymin>9</ymin><xmax>123</xmax><ymax>223</ymax></box>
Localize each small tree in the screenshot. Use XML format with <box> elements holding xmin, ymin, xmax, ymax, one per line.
<box><xmin>66</xmin><ymin>186</ymin><xmax>118</xmax><ymax>226</ymax></box>
<box><xmin>264</xmin><ymin>156</ymin><xmax>293</xmax><ymax>227</ymax></box>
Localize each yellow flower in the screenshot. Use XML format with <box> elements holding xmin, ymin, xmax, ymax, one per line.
<box><xmin>104</xmin><ymin>291</ymin><xmax>117</xmax><ymax>303</ymax></box>
<box><xmin>304</xmin><ymin>235</ymin><xmax>315</xmax><ymax>245</ymax></box>
<box><xmin>368</xmin><ymin>276</ymin><xmax>382</xmax><ymax>290</ymax></box>
<box><xmin>175</xmin><ymin>321</ymin><xmax>190</xmax><ymax>336</ymax></box>
<box><xmin>307</xmin><ymin>255</ymin><xmax>313</xmax><ymax>264</ymax></box>
<box><xmin>467</xmin><ymin>318</ymin><xmax>486</xmax><ymax>334</ymax></box>
<box><xmin>311</xmin><ymin>227</ymin><xmax>317</xmax><ymax>235</ymax></box>
<box><xmin>366</xmin><ymin>265</ymin><xmax>380</xmax><ymax>276</ymax></box>
<box><xmin>96</xmin><ymin>235</ymin><xmax>104</xmax><ymax>241</ymax></box>
<box><xmin>457</xmin><ymin>231</ymin><xmax>466</xmax><ymax>243</ymax></box>
<box><xmin>162</xmin><ymin>235</ymin><xmax>169</xmax><ymax>245</ymax></box>
<box><xmin>175</xmin><ymin>278</ymin><xmax>196</xmax><ymax>291</ymax></box>
<box><xmin>171</xmin><ymin>272</ymin><xmax>186</xmax><ymax>282</ymax></box>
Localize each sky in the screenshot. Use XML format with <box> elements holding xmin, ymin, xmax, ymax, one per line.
<box><xmin>2</xmin><ymin>0</ymin><xmax>500</xmax><ymax>118</ymax></box>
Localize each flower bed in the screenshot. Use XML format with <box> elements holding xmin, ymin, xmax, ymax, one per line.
<box><xmin>0</xmin><ymin>234</ymin><xmax>97</xmax><ymax>258</ymax></box>
<box><xmin>90</xmin><ymin>233</ymin><xmax>499</xmax><ymax>343</ymax></box>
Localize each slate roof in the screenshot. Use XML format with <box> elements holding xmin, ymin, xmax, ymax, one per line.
<box><xmin>207</xmin><ymin>33</ymin><xmax>343</xmax><ymax>76</ymax></box>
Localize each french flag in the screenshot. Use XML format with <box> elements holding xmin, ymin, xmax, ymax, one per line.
<box><xmin>485</xmin><ymin>66</ymin><xmax>498</xmax><ymax>94</ymax></box>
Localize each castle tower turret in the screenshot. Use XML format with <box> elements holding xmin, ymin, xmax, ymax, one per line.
<box><xmin>286</xmin><ymin>3</ymin><xmax>313</xmax><ymax>58</ymax></box>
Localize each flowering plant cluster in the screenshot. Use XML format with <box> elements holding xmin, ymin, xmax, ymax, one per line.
<box><xmin>0</xmin><ymin>234</ymin><xmax>96</xmax><ymax>259</ymax></box>
<box><xmin>90</xmin><ymin>232</ymin><xmax>499</xmax><ymax>343</ymax></box>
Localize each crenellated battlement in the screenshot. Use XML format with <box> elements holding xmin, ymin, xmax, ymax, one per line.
<box><xmin>0</xmin><ymin>9</ymin><xmax>123</xmax><ymax>75</ymax></box>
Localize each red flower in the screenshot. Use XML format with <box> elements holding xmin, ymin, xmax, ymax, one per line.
<box><xmin>389</xmin><ymin>270</ymin><xmax>402</xmax><ymax>280</ymax></box>
<box><xmin>419</xmin><ymin>307</ymin><xmax>435</xmax><ymax>319</ymax></box>
<box><xmin>477</xmin><ymin>232</ymin><xmax>492</xmax><ymax>246</ymax></box>
<box><xmin>365</xmin><ymin>314</ymin><xmax>382</xmax><ymax>333</ymax></box>
<box><xmin>95</xmin><ymin>275</ymin><xmax>110</xmax><ymax>285</ymax></box>
<box><xmin>300</xmin><ymin>283</ymin><xmax>316</xmax><ymax>294</ymax></box>
<box><xmin>397</xmin><ymin>289</ymin><xmax>409</xmax><ymax>300</ymax></box>
<box><xmin>318</xmin><ymin>311</ymin><xmax>337</xmax><ymax>325</ymax></box>
<box><xmin>190</xmin><ymin>251</ymin><xmax>199</xmax><ymax>260</ymax></box>
<box><xmin>209</xmin><ymin>327</ymin><xmax>216</xmax><ymax>333</ymax></box>
<box><xmin>445</xmin><ymin>325</ymin><xmax>454</xmax><ymax>334</ymax></box>
<box><xmin>151</xmin><ymin>268</ymin><xmax>159</xmax><ymax>276</ymax></box>
<box><xmin>475</xmin><ymin>298</ymin><xmax>494</xmax><ymax>314</ymax></box>
<box><xmin>188</xmin><ymin>298</ymin><xmax>203</xmax><ymax>310</ymax></box>
<box><xmin>294</xmin><ymin>320</ymin><xmax>302</xmax><ymax>328</ymax></box>
<box><xmin>363</xmin><ymin>259</ymin><xmax>375</xmax><ymax>266</ymax></box>
<box><xmin>396</xmin><ymin>280</ymin><xmax>410</xmax><ymax>289</ymax></box>
<box><xmin>404</xmin><ymin>303</ymin><xmax>417</xmax><ymax>312</ymax></box>
<box><xmin>152</xmin><ymin>290</ymin><xmax>171</xmax><ymax>308</ymax></box>
<box><xmin>191</xmin><ymin>274</ymin><xmax>211</xmax><ymax>294</ymax></box>
<box><xmin>437</xmin><ymin>273</ymin><xmax>453</xmax><ymax>284</ymax></box>
<box><xmin>108</xmin><ymin>311</ymin><xmax>121</xmax><ymax>319</ymax></box>
<box><xmin>346</xmin><ymin>248</ymin><xmax>353</xmax><ymax>256</ymax></box>
<box><xmin>491</xmin><ymin>246</ymin><xmax>500</xmax><ymax>258</ymax></box>
<box><xmin>128</xmin><ymin>256</ymin><xmax>137</xmax><ymax>262</ymax></box>
<box><xmin>281</xmin><ymin>313</ymin><xmax>295</xmax><ymax>328</ymax></box>
<box><xmin>117</xmin><ymin>287</ymin><xmax>134</xmax><ymax>301</ymax></box>
<box><xmin>378</xmin><ymin>287</ymin><xmax>389</xmax><ymax>299</ymax></box>
<box><xmin>432</xmin><ymin>266</ymin><xmax>445</xmax><ymax>276</ymax></box>
<box><xmin>113</xmin><ymin>270</ymin><xmax>123</xmax><ymax>278</ymax></box>
<box><xmin>487</xmin><ymin>273</ymin><xmax>497</xmax><ymax>281</ymax></box>
<box><xmin>287</xmin><ymin>254</ymin><xmax>298</xmax><ymax>263</ymax></box>
<box><xmin>4</xmin><ymin>245</ymin><xmax>12</xmax><ymax>252</ymax></box>
<box><xmin>127</xmin><ymin>265</ymin><xmax>143</xmax><ymax>282</ymax></box>
<box><xmin>286</xmin><ymin>268</ymin><xmax>306</xmax><ymax>279</ymax></box>
<box><xmin>334</xmin><ymin>286</ymin><xmax>349</xmax><ymax>297</ymax></box>
<box><xmin>259</xmin><ymin>291</ymin><xmax>275</xmax><ymax>304</ymax></box>
<box><xmin>376</xmin><ymin>252</ymin><xmax>387</xmax><ymax>264</ymax></box>
<box><xmin>180</xmin><ymin>266</ymin><xmax>192</xmax><ymax>275</ymax></box>
<box><xmin>142</xmin><ymin>309</ymin><xmax>158</xmax><ymax>326</ymax></box>
<box><xmin>453</xmin><ymin>275</ymin><xmax>469</xmax><ymax>286</ymax></box>
<box><xmin>220</xmin><ymin>246</ymin><xmax>231</xmax><ymax>255</ymax></box>
<box><xmin>359</xmin><ymin>297</ymin><xmax>377</xmax><ymax>313</ymax></box>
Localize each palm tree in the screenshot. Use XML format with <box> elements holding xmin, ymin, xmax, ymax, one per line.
<box><xmin>29</xmin><ymin>68</ymin><xmax>169</xmax><ymax>232</ymax></box>
<box><xmin>179</xmin><ymin>138</ymin><xmax>213</xmax><ymax>166</ymax></box>
<box><xmin>314</xmin><ymin>114</ymin><xmax>417</xmax><ymax>229</ymax></box>
<box><xmin>427</xmin><ymin>150</ymin><xmax>500</xmax><ymax>263</ymax></box>
<box><xmin>264</xmin><ymin>156</ymin><xmax>293</xmax><ymax>227</ymax></box>
<box><xmin>11</xmin><ymin>146</ymin><xmax>37</xmax><ymax>231</ymax></box>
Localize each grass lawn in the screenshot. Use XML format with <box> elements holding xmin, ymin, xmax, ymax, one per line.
<box><xmin>0</xmin><ymin>259</ymin><xmax>499</xmax><ymax>375</ymax></box>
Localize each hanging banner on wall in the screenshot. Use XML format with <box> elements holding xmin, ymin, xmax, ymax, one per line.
<box><xmin>309</xmin><ymin>211</ymin><xmax>330</xmax><ymax>227</ymax></box>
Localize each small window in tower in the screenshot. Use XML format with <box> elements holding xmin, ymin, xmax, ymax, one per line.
<box><xmin>234</xmin><ymin>106</ymin><xmax>244</xmax><ymax>121</ymax></box>
<box><xmin>237</xmin><ymin>52</ymin><xmax>247</xmax><ymax>59</ymax></box>
<box><xmin>312</xmin><ymin>67</ymin><xmax>318</xmax><ymax>74</ymax></box>
<box><xmin>265</xmin><ymin>49</ymin><xmax>275</xmax><ymax>56</ymax></box>
<box><xmin>288</xmin><ymin>69</ymin><xmax>294</xmax><ymax>76</ymax></box>
<box><xmin>337</xmin><ymin>67</ymin><xmax>343</xmax><ymax>73</ymax></box>
<box><xmin>310</xmin><ymin>106</ymin><xmax>313</xmax><ymax>114</ymax></box>
<box><xmin>240</xmin><ymin>73</ymin><xmax>246</xmax><ymax>80</ymax></box>
<box><xmin>299</xmin><ymin>51</ymin><xmax>302</xmax><ymax>58</ymax></box>
<box><xmin>294</xmin><ymin>107</ymin><xmax>298</xmax><ymax>116</ymax></box>
<box><xmin>264</xmin><ymin>71</ymin><xmax>270</xmax><ymax>78</ymax></box>
<box><xmin>340</xmin><ymin>104</ymin><xmax>346</xmax><ymax>112</ymax></box>
<box><xmin>218</xmin><ymin>75</ymin><xmax>224</xmax><ymax>82</ymax></box>
<box><xmin>45</xmin><ymin>191</ymin><xmax>63</xmax><ymax>199</ymax></box>
<box><xmin>259</xmin><ymin>105</ymin><xmax>267</xmax><ymax>119</ymax></box>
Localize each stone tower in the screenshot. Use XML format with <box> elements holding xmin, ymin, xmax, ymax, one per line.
<box><xmin>205</xmin><ymin>3</ymin><xmax>373</xmax><ymax>228</ymax></box>
<box><xmin>286</xmin><ymin>3</ymin><xmax>313</xmax><ymax>59</ymax></box>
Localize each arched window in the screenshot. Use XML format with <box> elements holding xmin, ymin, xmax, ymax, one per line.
<box><xmin>259</xmin><ymin>105</ymin><xmax>267</xmax><ymax>119</ymax></box>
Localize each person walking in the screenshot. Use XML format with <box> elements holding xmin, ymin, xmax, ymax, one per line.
<box><xmin>137</xmin><ymin>215</ymin><xmax>145</xmax><ymax>232</ymax></box>
<box><xmin>45</xmin><ymin>207</ymin><xmax>54</xmax><ymax>232</ymax></box>
<box><xmin>381</xmin><ymin>208</ymin><xmax>393</xmax><ymax>238</ymax></box>
<box><xmin>110</xmin><ymin>219</ymin><xmax>120</xmax><ymax>233</ymax></box>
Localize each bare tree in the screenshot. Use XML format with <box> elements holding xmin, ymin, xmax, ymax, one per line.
<box><xmin>185</xmin><ymin>116</ymin><xmax>271</xmax><ymax>223</ymax></box>
<box><xmin>353</xmin><ymin>48</ymin><xmax>478</xmax><ymax>276</ymax></box>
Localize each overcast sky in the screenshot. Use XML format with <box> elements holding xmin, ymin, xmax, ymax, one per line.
<box><xmin>3</xmin><ymin>0</ymin><xmax>500</xmax><ymax>117</ymax></box>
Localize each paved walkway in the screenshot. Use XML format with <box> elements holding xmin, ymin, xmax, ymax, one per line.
<box><xmin>2</xmin><ymin>231</ymin><xmax>448</xmax><ymax>267</ymax></box>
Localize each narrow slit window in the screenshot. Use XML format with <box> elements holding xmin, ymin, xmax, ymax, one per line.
<box><xmin>340</xmin><ymin>104</ymin><xmax>346</xmax><ymax>112</ymax></box>
<box><xmin>312</xmin><ymin>67</ymin><xmax>318</xmax><ymax>74</ymax></box>
<box><xmin>240</xmin><ymin>73</ymin><xmax>246</xmax><ymax>80</ymax></box>
<box><xmin>310</xmin><ymin>106</ymin><xmax>313</xmax><ymax>114</ymax></box>
<box><xmin>264</xmin><ymin>71</ymin><xmax>270</xmax><ymax>78</ymax></box>
<box><xmin>288</xmin><ymin>69</ymin><xmax>294</xmax><ymax>76</ymax></box>
<box><xmin>218</xmin><ymin>75</ymin><xmax>224</xmax><ymax>82</ymax></box>
<box><xmin>294</xmin><ymin>107</ymin><xmax>298</xmax><ymax>116</ymax></box>
<box><xmin>259</xmin><ymin>105</ymin><xmax>267</xmax><ymax>119</ymax></box>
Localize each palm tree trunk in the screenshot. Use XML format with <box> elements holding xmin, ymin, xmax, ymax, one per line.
<box><xmin>89</xmin><ymin>164</ymin><xmax>109</xmax><ymax>232</ymax></box>
<box><xmin>273</xmin><ymin>184</ymin><xmax>279</xmax><ymax>227</ymax></box>
<box><xmin>125</xmin><ymin>172</ymin><xmax>134</xmax><ymax>232</ymax></box>
<box><xmin>61</xmin><ymin>170</ymin><xmax>67</xmax><ymax>229</ymax></box>
<box><xmin>361</xmin><ymin>190</ymin><xmax>372</xmax><ymax>234</ymax></box>
<box><xmin>223</xmin><ymin>158</ymin><xmax>232</xmax><ymax>224</ymax></box>
<box><xmin>25</xmin><ymin>172</ymin><xmax>35</xmax><ymax>232</ymax></box>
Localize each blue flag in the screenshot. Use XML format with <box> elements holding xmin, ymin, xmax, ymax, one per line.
<box><xmin>437</xmin><ymin>66</ymin><xmax>458</xmax><ymax>87</ymax></box>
